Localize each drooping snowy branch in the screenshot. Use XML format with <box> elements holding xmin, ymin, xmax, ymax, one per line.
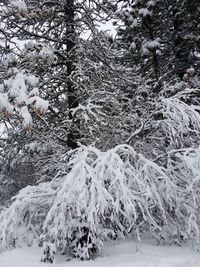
<box><xmin>0</xmin><ymin>144</ymin><xmax>179</xmax><ymax>259</ymax></box>
<box><xmin>159</xmin><ymin>97</ymin><xmax>200</xmax><ymax>145</ymax></box>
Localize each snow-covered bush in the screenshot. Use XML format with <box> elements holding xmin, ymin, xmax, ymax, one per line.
<box><xmin>0</xmin><ymin>182</ymin><xmax>56</xmax><ymax>249</ymax></box>
<box><xmin>159</xmin><ymin>97</ymin><xmax>200</xmax><ymax>146</ymax></box>
<box><xmin>166</xmin><ymin>148</ymin><xmax>200</xmax><ymax>248</ymax></box>
<box><xmin>0</xmin><ymin>144</ymin><xmax>179</xmax><ymax>260</ymax></box>
<box><xmin>150</xmin><ymin>145</ymin><xmax>200</xmax><ymax>248</ymax></box>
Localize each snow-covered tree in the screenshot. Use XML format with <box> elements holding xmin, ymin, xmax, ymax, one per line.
<box><xmin>0</xmin><ymin>0</ymin><xmax>119</xmax><ymax>148</ymax></box>
<box><xmin>0</xmin><ymin>0</ymin><xmax>121</xmax><ymax>200</ymax></box>
<box><xmin>116</xmin><ymin>0</ymin><xmax>200</xmax><ymax>83</ymax></box>
<box><xmin>0</xmin><ymin>0</ymin><xmax>200</xmax><ymax>263</ymax></box>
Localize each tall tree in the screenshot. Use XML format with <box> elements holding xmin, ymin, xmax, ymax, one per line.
<box><xmin>64</xmin><ymin>0</ymin><xmax>79</xmax><ymax>148</ymax></box>
<box><xmin>116</xmin><ymin>0</ymin><xmax>200</xmax><ymax>84</ymax></box>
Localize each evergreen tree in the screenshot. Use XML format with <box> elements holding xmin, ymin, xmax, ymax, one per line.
<box><xmin>116</xmin><ymin>0</ymin><xmax>200</xmax><ymax>84</ymax></box>
<box><xmin>0</xmin><ymin>0</ymin><xmax>122</xmax><ymax>147</ymax></box>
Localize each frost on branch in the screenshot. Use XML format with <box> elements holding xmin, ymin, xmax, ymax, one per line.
<box><xmin>21</xmin><ymin>41</ymin><xmax>57</xmax><ymax>65</ymax></box>
<box><xmin>70</xmin><ymin>101</ymin><xmax>104</xmax><ymax>123</ymax></box>
<box><xmin>158</xmin><ymin>97</ymin><xmax>200</xmax><ymax>145</ymax></box>
<box><xmin>0</xmin><ymin>145</ymin><xmax>178</xmax><ymax>260</ymax></box>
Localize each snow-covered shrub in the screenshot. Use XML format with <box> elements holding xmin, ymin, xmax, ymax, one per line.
<box><xmin>0</xmin><ymin>144</ymin><xmax>178</xmax><ymax>260</ymax></box>
<box><xmin>151</xmin><ymin>146</ymin><xmax>200</xmax><ymax>248</ymax></box>
<box><xmin>41</xmin><ymin>242</ymin><xmax>56</xmax><ymax>263</ymax></box>
<box><xmin>166</xmin><ymin>148</ymin><xmax>200</xmax><ymax>248</ymax></box>
<box><xmin>0</xmin><ymin>182</ymin><xmax>56</xmax><ymax>249</ymax></box>
<box><xmin>159</xmin><ymin>98</ymin><xmax>200</xmax><ymax>146</ymax></box>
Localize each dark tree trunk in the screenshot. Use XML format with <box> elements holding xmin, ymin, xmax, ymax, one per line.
<box><xmin>65</xmin><ymin>0</ymin><xmax>79</xmax><ymax>149</ymax></box>
<box><xmin>173</xmin><ymin>4</ymin><xmax>194</xmax><ymax>80</ymax></box>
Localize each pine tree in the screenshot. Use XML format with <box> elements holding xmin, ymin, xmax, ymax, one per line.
<box><xmin>116</xmin><ymin>0</ymin><xmax>200</xmax><ymax>83</ymax></box>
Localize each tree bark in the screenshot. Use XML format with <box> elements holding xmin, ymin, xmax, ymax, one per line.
<box><xmin>64</xmin><ymin>0</ymin><xmax>79</xmax><ymax>149</ymax></box>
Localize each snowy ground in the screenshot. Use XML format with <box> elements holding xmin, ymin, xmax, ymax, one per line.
<box><xmin>1</xmin><ymin>238</ymin><xmax>200</xmax><ymax>267</ymax></box>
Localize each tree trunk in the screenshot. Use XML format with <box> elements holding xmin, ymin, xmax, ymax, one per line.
<box><xmin>65</xmin><ymin>0</ymin><xmax>79</xmax><ymax>149</ymax></box>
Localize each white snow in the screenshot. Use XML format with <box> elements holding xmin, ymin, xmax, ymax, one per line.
<box><xmin>0</xmin><ymin>123</ymin><xmax>8</xmax><ymax>140</ymax></box>
<box><xmin>10</xmin><ymin>0</ymin><xmax>27</xmax><ymax>13</ymax></box>
<box><xmin>25</xmin><ymin>75</ymin><xmax>39</xmax><ymax>87</ymax></box>
<box><xmin>186</xmin><ymin>67</ymin><xmax>195</xmax><ymax>75</ymax></box>
<box><xmin>19</xmin><ymin>106</ymin><xmax>33</xmax><ymax>129</ymax></box>
<box><xmin>28</xmin><ymin>96</ymin><xmax>49</xmax><ymax>115</ymax></box>
<box><xmin>141</xmin><ymin>40</ymin><xmax>161</xmax><ymax>56</ymax></box>
<box><xmin>34</xmin><ymin>97</ymin><xmax>49</xmax><ymax>115</ymax></box>
<box><xmin>146</xmin><ymin>40</ymin><xmax>161</xmax><ymax>49</ymax></box>
<box><xmin>130</xmin><ymin>19</ymin><xmax>138</xmax><ymax>28</ymax></box>
<box><xmin>0</xmin><ymin>238</ymin><xmax>200</xmax><ymax>267</ymax></box>
<box><xmin>130</xmin><ymin>41</ymin><xmax>136</xmax><ymax>50</ymax></box>
<box><xmin>147</xmin><ymin>0</ymin><xmax>156</xmax><ymax>7</ymax></box>
<box><xmin>8</xmin><ymin>72</ymin><xmax>28</xmax><ymax>105</ymax></box>
<box><xmin>138</xmin><ymin>8</ymin><xmax>152</xmax><ymax>17</ymax></box>
<box><xmin>28</xmin><ymin>87</ymin><xmax>39</xmax><ymax>98</ymax></box>
<box><xmin>0</xmin><ymin>93</ymin><xmax>13</xmax><ymax>115</ymax></box>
